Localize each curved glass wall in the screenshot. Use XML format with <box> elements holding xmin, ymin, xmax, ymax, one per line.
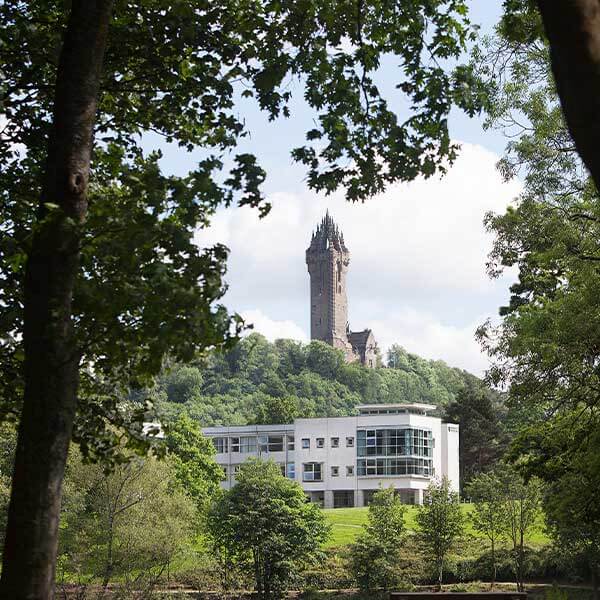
<box><xmin>356</xmin><ymin>428</ymin><xmax>433</xmax><ymax>477</ymax></box>
<box><xmin>357</xmin><ymin>428</ymin><xmax>432</xmax><ymax>457</ymax></box>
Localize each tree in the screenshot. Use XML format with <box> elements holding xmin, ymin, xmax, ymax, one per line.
<box><xmin>517</xmin><ymin>412</ymin><xmax>600</xmax><ymax>599</ymax></box>
<box><xmin>416</xmin><ymin>478</ymin><xmax>464</xmax><ymax>590</ymax></box>
<box><xmin>467</xmin><ymin>470</ymin><xmax>509</xmax><ymax>589</ymax></box>
<box><xmin>0</xmin><ymin>1</ymin><xmax>482</xmax><ymax>594</ymax></box>
<box><xmin>207</xmin><ymin>459</ymin><xmax>329</xmax><ymax>599</ymax></box>
<box><xmin>349</xmin><ymin>486</ymin><xmax>407</xmax><ymax>591</ymax></box>
<box><xmin>475</xmin><ymin>10</ymin><xmax>598</xmax><ymax>594</ymax></box>
<box><xmin>444</xmin><ymin>378</ymin><xmax>507</xmax><ymax>489</ymax></box>
<box><xmin>493</xmin><ymin>1</ymin><xmax>600</xmax><ymax>197</ymax></box>
<box><xmin>253</xmin><ymin>395</ymin><xmax>299</xmax><ymax>425</ymax></box>
<box><xmin>531</xmin><ymin>1</ymin><xmax>600</xmax><ymax>194</ymax></box>
<box><xmin>497</xmin><ymin>466</ymin><xmax>542</xmax><ymax>592</ymax></box>
<box><xmin>164</xmin><ymin>413</ymin><xmax>222</xmax><ymax>513</ymax></box>
<box><xmin>163</xmin><ymin>365</ymin><xmax>204</xmax><ymax>404</ymax></box>
<box><xmin>58</xmin><ymin>451</ymin><xmax>196</xmax><ymax>593</ymax></box>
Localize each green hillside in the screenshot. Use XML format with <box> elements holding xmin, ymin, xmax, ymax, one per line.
<box><xmin>153</xmin><ymin>333</ymin><xmax>490</xmax><ymax>425</ymax></box>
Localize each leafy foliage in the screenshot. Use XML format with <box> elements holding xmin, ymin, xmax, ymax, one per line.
<box><xmin>58</xmin><ymin>451</ymin><xmax>197</xmax><ymax>589</ymax></box>
<box><xmin>349</xmin><ymin>487</ymin><xmax>407</xmax><ymax>591</ymax></box>
<box><xmin>207</xmin><ymin>458</ymin><xmax>329</xmax><ymax>600</ymax></box>
<box><xmin>473</xmin><ymin>7</ymin><xmax>600</xmax><ymax>592</ymax></box>
<box><xmin>0</xmin><ymin>0</ymin><xmax>484</xmax><ymax>463</ymax></box>
<box><xmin>152</xmin><ymin>334</ymin><xmax>498</xmax><ymax>427</ymax></box>
<box><xmin>416</xmin><ymin>478</ymin><xmax>465</xmax><ymax>589</ymax></box>
<box><xmin>164</xmin><ymin>413</ymin><xmax>223</xmax><ymax>514</ymax></box>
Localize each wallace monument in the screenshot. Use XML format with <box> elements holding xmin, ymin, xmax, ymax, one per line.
<box><xmin>306</xmin><ymin>213</ymin><xmax>378</xmax><ymax>367</ymax></box>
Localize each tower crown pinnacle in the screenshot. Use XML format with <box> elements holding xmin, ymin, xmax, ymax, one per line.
<box><xmin>307</xmin><ymin>211</ymin><xmax>348</xmax><ymax>253</ymax></box>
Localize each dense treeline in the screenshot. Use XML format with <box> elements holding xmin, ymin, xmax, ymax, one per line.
<box><xmin>152</xmin><ymin>333</ymin><xmax>491</xmax><ymax>422</ymax></box>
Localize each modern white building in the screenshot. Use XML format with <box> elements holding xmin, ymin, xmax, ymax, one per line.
<box><xmin>202</xmin><ymin>403</ymin><xmax>459</xmax><ymax>507</ymax></box>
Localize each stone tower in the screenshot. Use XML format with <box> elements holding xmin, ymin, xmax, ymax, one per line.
<box><xmin>306</xmin><ymin>213</ymin><xmax>378</xmax><ymax>367</ymax></box>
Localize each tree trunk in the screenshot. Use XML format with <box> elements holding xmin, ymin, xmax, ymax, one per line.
<box><xmin>592</xmin><ymin>568</ymin><xmax>598</xmax><ymax>600</ymax></box>
<box><xmin>491</xmin><ymin>539</ymin><xmax>496</xmax><ymax>591</ymax></box>
<box><xmin>518</xmin><ymin>531</ymin><xmax>525</xmax><ymax>593</ymax></box>
<box><xmin>535</xmin><ymin>1</ymin><xmax>600</xmax><ymax>192</ymax></box>
<box><xmin>0</xmin><ymin>2</ymin><xmax>113</xmax><ymax>598</ymax></box>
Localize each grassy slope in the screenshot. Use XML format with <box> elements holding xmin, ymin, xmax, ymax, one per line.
<box><xmin>323</xmin><ymin>505</ymin><xmax>550</xmax><ymax>549</ymax></box>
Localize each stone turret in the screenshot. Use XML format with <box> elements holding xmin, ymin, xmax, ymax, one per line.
<box><xmin>306</xmin><ymin>213</ymin><xmax>378</xmax><ymax>367</ymax></box>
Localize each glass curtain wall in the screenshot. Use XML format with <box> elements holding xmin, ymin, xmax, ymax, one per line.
<box><xmin>356</xmin><ymin>428</ymin><xmax>433</xmax><ymax>476</ymax></box>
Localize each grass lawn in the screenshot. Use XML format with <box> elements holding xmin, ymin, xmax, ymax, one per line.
<box><xmin>323</xmin><ymin>504</ymin><xmax>550</xmax><ymax>549</ymax></box>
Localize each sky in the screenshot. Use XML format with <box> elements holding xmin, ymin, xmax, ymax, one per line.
<box><xmin>152</xmin><ymin>2</ymin><xmax>521</xmax><ymax>376</ymax></box>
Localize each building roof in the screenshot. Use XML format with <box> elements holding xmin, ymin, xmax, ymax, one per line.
<box><xmin>356</xmin><ymin>403</ymin><xmax>437</xmax><ymax>415</ymax></box>
<box><xmin>348</xmin><ymin>329</ymin><xmax>374</xmax><ymax>348</ymax></box>
<box><xmin>202</xmin><ymin>423</ymin><xmax>295</xmax><ymax>435</ymax></box>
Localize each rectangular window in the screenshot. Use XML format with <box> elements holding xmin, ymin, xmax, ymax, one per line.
<box><xmin>220</xmin><ymin>465</ymin><xmax>228</xmax><ymax>480</ymax></box>
<box><xmin>331</xmin><ymin>437</ymin><xmax>339</xmax><ymax>448</ymax></box>
<box><xmin>233</xmin><ymin>464</ymin><xmax>242</xmax><ymax>475</ymax></box>
<box><xmin>239</xmin><ymin>436</ymin><xmax>257</xmax><ymax>453</ymax></box>
<box><xmin>258</xmin><ymin>435</ymin><xmax>284</xmax><ymax>453</ymax></box>
<box><xmin>331</xmin><ymin>466</ymin><xmax>339</xmax><ymax>477</ymax></box>
<box><xmin>213</xmin><ymin>437</ymin><xmax>228</xmax><ymax>454</ymax></box>
<box><xmin>268</xmin><ymin>435</ymin><xmax>284</xmax><ymax>452</ymax></box>
<box><xmin>302</xmin><ymin>438</ymin><xmax>310</xmax><ymax>449</ymax></box>
<box><xmin>302</xmin><ymin>462</ymin><xmax>323</xmax><ymax>482</ymax></box>
<box><xmin>258</xmin><ymin>435</ymin><xmax>268</xmax><ymax>453</ymax></box>
<box><xmin>316</xmin><ymin>438</ymin><xmax>324</xmax><ymax>448</ymax></box>
<box><xmin>346</xmin><ymin>465</ymin><xmax>354</xmax><ymax>476</ymax></box>
<box><xmin>287</xmin><ymin>435</ymin><xmax>295</xmax><ymax>451</ymax></box>
<box><xmin>286</xmin><ymin>462</ymin><xmax>295</xmax><ymax>479</ymax></box>
<box><xmin>346</xmin><ymin>436</ymin><xmax>355</xmax><ymax>447</ymax></box>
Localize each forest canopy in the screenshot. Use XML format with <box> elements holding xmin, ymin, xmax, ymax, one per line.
<box><xmin>150</xmin><ymin>333</ymin><xmax>501</xmax><ymax>425</ymax></box>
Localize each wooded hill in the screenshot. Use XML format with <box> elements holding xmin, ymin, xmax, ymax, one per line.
<box><xmin>154</xmin><ymin>333</ymin><xmax>472</xmax><ymax>423</ymax></box>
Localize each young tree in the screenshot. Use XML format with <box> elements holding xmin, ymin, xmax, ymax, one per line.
<box><xmin>0</xmin><ymin>1</ymin><xmax>482</xmax><ymax>593</ymax></box>
<box><xmin>416</xmin><ymin>478</ymin><xmax>464</xmax><ymax>590</ymax></box>
<box><xmin>498</xmin><ymin>467</ymin><xmax>542</xmax><ymax>592</ymax></box>
<box><xmin>207</xmin><ymin>459</ymin><xmax>329</xmax><ymax>599</ymax></box>
<box><xmin>59</xmin><ymin>452</ymin><xmax>196</xmax><ymax>592</ymax></box>
<box><xmin>349</xmin><ymin>486</ymin><xmax>407</xmax><ymax>591</ymax></box>
<box><xmin>467</xmin><ymin>470</ymin><xmax>509</xmax><ymax>589</ymax></box>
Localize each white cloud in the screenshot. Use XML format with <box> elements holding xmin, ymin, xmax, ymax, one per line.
<box><xmin>240</xmin><ymin>309</ymin><xmax>308</xmax><ymax>343</ymax></box>
<box><xmin>367</xmin><ymin>308</ymin><xmax>490</xmax><ymax>374</ymax></box>
<box><xmin>196</xmin><ymin>141</ymin><xmax>521</xmax><ymax>375</ymax></box>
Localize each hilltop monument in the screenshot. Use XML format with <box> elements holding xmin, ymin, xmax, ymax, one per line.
<box><xmin>306</xmin><ymin>212</ymin><xmax>378</xmax><ymax>367</ymax></box>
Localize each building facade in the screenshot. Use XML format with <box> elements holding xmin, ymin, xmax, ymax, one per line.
<box><xmin>306</xmin><ymin>213</ymin><xmax>378</xmax><ymax>367</ymax></box>
<box><xmin>202</xmin><ymin>403</ymin><xmax>459</xmax><ymax>507</ymax></box>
